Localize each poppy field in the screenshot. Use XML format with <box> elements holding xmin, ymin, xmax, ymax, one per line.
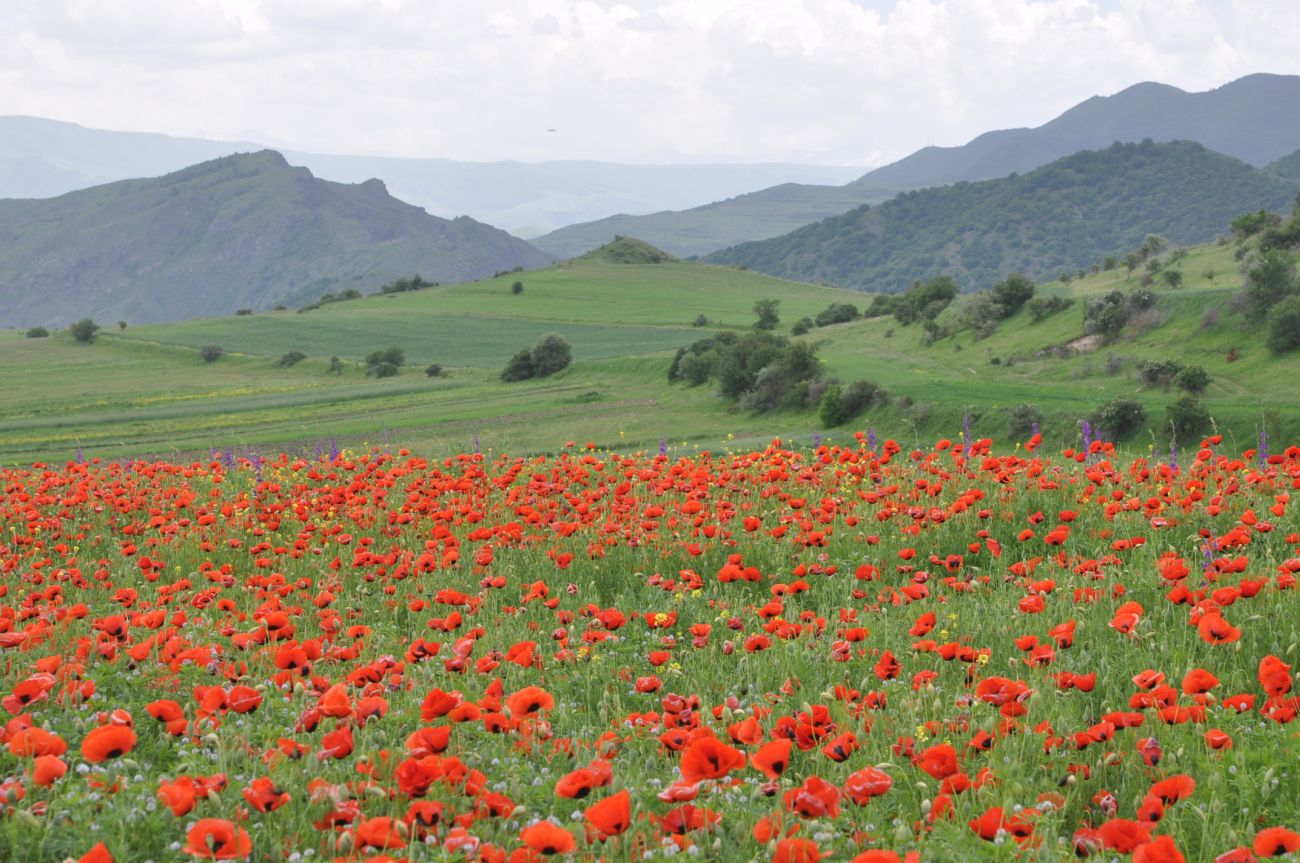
<box><xmin>1</xmin><ymin>433</ymin><xmax>1298</xmax><ymax>863</ymax></box>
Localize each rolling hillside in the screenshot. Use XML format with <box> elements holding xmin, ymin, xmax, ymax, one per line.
<box><xmin>534</xmin><ymin>73</ymin><xmax>1300</xmax><ymax>258</ymax></box>
<box><xmin>1</xmin><ymin>228</ymin><xmax>1296</xmax><ymax>466</ymax></box>
<box><xmin>0</xmin><ymin>150</ymin><xmax>552</xmax><ymax>327</ymax></box>
<box><xmin>705</xmin><ymin>141</ymin><xmax>1299</xmax><ymax>292</ymax></box>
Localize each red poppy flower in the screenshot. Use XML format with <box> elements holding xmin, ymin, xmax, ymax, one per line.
<box><xmin>519</xmin><ymin>821</ymin><xmax>576</xmax><ymax>855</ymax></box>
<box><xmin>680</xmin><ymin>735</ymin><xmax>746</xmax><ymax>784</ymax></box>
<box><xmin>81</xmin><ymin>725</ymin><xmax>136</xmax><ymax>763</ymax></box>
<box><xmin>917</xmin><ymin>743</ymin><xmax>959</xmax><ymax>780</ymax></box>
<box><xmin>182</xmin><ymin>819</ymin><xmax>252</xmax><ymax>860</ymax></box>
<box><xmin>1254</xmin><ymin>827</ymin><xmax>1300</xmax><ymax>857</ymax></box>
<box><xmin>843</xmin><ymin>766</ymin><xmax>893</xmax><ymax>805</ymax></box>
<box><xmin>584</xmin><ymin>789</ymin><xmax>631</xmax><ymax>839</ymax></box>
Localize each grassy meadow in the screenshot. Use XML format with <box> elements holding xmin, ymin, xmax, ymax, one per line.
<box><xmin>1</xmin><ymin>237</ymin><xmax>1296</xmax><ymax>466</ymax></box>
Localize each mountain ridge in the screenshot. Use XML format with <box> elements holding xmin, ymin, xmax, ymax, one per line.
<box><xmin>0</xmin><ymin>150</ymin><xmax>553</xmax><ymax>327</ymax></box>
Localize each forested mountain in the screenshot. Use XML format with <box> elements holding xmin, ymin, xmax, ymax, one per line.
<box><xmin>705</xmin><ymin>141</ymin><xmax>1299</xmax><ymax>292</ymax></box>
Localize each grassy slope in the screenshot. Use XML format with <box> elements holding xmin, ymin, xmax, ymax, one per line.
<box><xmin>2</xmin><ymin>242</ymin><xmax>1296</xmax><ymax>465</ymax></box>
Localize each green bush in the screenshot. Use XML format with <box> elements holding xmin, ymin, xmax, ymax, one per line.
<box><xmin>274</xmin><ymin>351</ymin><xmax>307</xmax><ymax>368</ymax></box>
<box><xmin>70</xmin><ymin>319</ymin><xmax>100</xmax><ymax>343</ymax></box>
<box><xmin>1266</xmin><ymin>295</ymin><xmax>1300</xmax><ymax>354</ymax></box>
<box><xmin>425</xmin><ymin>363</ymin><xmax>445</xmax><ymax>378</ymax></box>
<box><xmin>366</xmin><ymin>347</ymin><xmax>405</xmax><ymax>369</ymax></box>
<box><xmin>199</xmin><ymin>344</ymin><xmax>224</xmax><ymax>363</ymax></box>
<box><xmin>1165</xmin><ymin>396</ymin><xmax>1211</xmax><ymax>443</ymax></box>
<box><xmin>814</xmin><ymin>303</ymin><xmax>859</xmax><ymax>327</ymax></box>
<box><xmin>368</xmin><ymin>361</ymin><xmax>399</xmax><ymax>378</ymax></box>
<box><xmin>840</xmin><ymin>380</ymin><xmax>885</xmax><ymax>418</ymax></box>
<box><xmin>1091</xmin><ymin>397</ymin><xmax>1147</xmax><ymax>439</ymax></box>
<box><xmin>818</xmin><ymin>384</ymin><xmax>846</xmax><ymax>427</ymax></box>
<box><xmin>25</xmin><ymin>327</ymin><xmax>49</xmax><ymax>338</ymax></box>
<box><xmin>511</xmin><ymin>281</ymin><xmax>524</xmax><ymax>295</ymax></box>
<box><xmin>500</xmin><ymin>349</ymin><xmax>536</xmax><ymax>382</ymax></box>
<box><xmin>1173</xmin><ymin>365</ymin><xmax>1210</xmax><ymax>394</ymax></box>
<box><xmin>530</xmin><ymin>334</ymin><xmax>572</xmax><ymax>377</ymax></box>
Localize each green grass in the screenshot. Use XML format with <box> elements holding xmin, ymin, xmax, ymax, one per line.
<box><xmin>1</xmin><ymin>242</ymin><xmax>1296</xmax><ymax>465</ymax></box>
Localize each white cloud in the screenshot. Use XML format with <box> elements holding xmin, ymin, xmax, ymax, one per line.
<box><xmin>0</xmin><ymin>0</ymin><xmax>1296</xmax><ymax>164</ymax></box>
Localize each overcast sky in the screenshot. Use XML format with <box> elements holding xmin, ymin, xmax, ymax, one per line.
<box><xmin>2</xmin><ymin>0</ymin><xmax>1298</xmax><ymax>166</ymax></box>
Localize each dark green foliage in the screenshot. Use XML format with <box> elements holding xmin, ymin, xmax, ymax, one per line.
<box><xmin>667</xmin><ymin>347</ymin><xmax>687</xmax><ymax>382</ymax></box>
<box><xmin>706</xmin><ymin>141</ymin><xmax>1298</xmax><ymax>292</ymax></box>
<box><xmin>235</xmin><ymin>308</ymin><xmax>254</xmax><ymax>316</ymax></box>
<box><xmin>814</xmin><ymin>303</ymin><xmax>860</xmax><ymax>327</ymax></box>
<box><xmin>368</xmin><ymin>361</ymin><xmax>399</xmax><ymax>378</ymax></box>
<box><xmin>1241</xmin><ymin>250</ymin><xmax>1298</xmax><ymax>322</ymax></box>
<box><xmin>819</xmin><ymin>384</ymin><xmax>846</xmax><ymax>427</ymax></box>
<box><xmin>511</xmin><ymin>281</ymin><xmax>524</xmax><ymax>295</ymax></box>
<box><xmin>1026</xmin><ymin>295</ymin><xmax>1074</xmax><ymax>322</ymax></box>
<box><xmin>117</xmin><ymin>320</ymin><xmax>127</xmax><ymax>330</ymax></box>
<box><xmin>840</xmin><ymin>380</ymin><xmax>886</xmax><ymax>418</ymax></box>
<box><xmin>1165</xmin><ymin>396</ymin><xmax>1211</xmax><ymax>443</ymax></box>
<box><xmin>1160</xmin><ymin>270</ymin><xmax>1184</xmax><ymax>289</ymax></box>
<box><xmin>752</xmin><ymin>299</ymin><xmax>780</xmax><ymax>331</ymax></box>
<box><xmin>1266</xmin><ymin>295</ymin><xmax>1300</xmax><ymax>354</ymax></box>
<box><xmin>1174</xmin><ymin>365</ymin><xmax>1211</xmax><ymax>394</ymax></box>
<box><xmin>1231</xmin><ymin>209</ymin><xmax>1277</xmax><ymax>238</ymax></box>
<box><xmin>425</xmin><ymin>363</ymin><xmax>444</xmax><ymax>377</ymax></box>
<box><xmin>1084</xmin><ymin>289</ymin><xmax>1157</xmax><ymax>342</ymax></box>
<box><xmin>500</xmin><ymin>349</ymin><xmax>536</xmax><ymax>382</ymax></box>
<box><xmin>366</xmin><ymin>347</ymin><xmax>405</xmax><ymax>369</ymax></box>
<box><xmin>70</xmin><ymin>319</ymin><xmax>100</xmax><ymax>343</ymax></box>
<box><xmin>989</xmin><ymin>273</ymin><xmax>1036</xmax><ymax>315</ymax></box>
<box><xmin>530</xmin><ymin>334</ymin><xmax>572</xmax><ymax>377</ymax></box>
<box><xmin>791</xmin><ymin>317</ymin><xmax>813</xmax><ymax>336</ymax></box>
<box><xmin>199</xmin><ymin>344</ymin><xmax>223</xmax><ymax>363</ymax></box>
<box><xmin>1139</xmin><ymin>360</ymin><xmax>1186</xmax><ymax>388</ymax></box>
<box><xmin>25</xmin><ymin>327</ymin><xmax>48</xmax><ymax>338</ymax></box>
<box><xmin>893</xmin><ymin>276</ymin><xmax>956</xmax><ymax>325</ymax></box>
<box><xmin>671</xmin><ymin>330</ymin><xmax>824</xmax><ymax>414</ymax></box>
<box><xmin>1258</xmin><ymin>210</ymin><xmax>1300</xmax><ymax>252</ymax></box>
<box><xmin>1009</xmin><ymin>404</ymin><xmax>1041</xmax><ymax>441</ymax></box>
<box><xmin>1092</xmin><ymin>397</ymin><xmax>1147</xmax><ymax>439</ymax></box>
<box><xmin>864</xmin><ymin>295</ymin><xmax>898</xmax><ymax>318</ymax></box>
<box><xmin>379</xmin><ymin>274</ymin><xmax>432</xmax><ymax>295</ymax></box>
<box><xmin>274</xmin><ymin>351</ymin><xmax>307</xmax><ymax>368</ymax></box>
<box><xmin>327</xmin><ymin>355</ymin><xmax>344</xmax><ymax>375</ymax></box>
<box><xmin>692</xmin><ymin>314</ymin><xmax>710</xmax><ymax>327</ymax></box>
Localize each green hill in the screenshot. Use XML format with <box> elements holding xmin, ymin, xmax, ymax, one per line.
<box><xmin>0</xmin><ymin>150</ymin><xmax>553</xmax><ymax>327</ymax></box>
<box><xmin>705</xmin><ymin>141</ymin><xmax>1299</xmax><ymax>292</ymax></box>
<box><xmin>534</xmin><ymin>74</ymin><xmax>1300</xmax><ymax>260</ymax></box>
<box><xmin>578</xmin><ymin>236</ymin><xmax>679</xmax><ymax>264</ymax></box>
<box><xmin>1267</xmin><ymin>148</ymin><xmax>1300</xmax><ymax>181</ymax></box>
<box><xmin>1</xmin><ymin>225</ymin><xmax>1297</xmax><ymax>466</ymax></box>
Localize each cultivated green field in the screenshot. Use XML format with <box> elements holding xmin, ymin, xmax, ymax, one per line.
<box><xmin>1</xmin><ymin>238</ymin><xmax>1296</xmax><ymax>465</ymax></box>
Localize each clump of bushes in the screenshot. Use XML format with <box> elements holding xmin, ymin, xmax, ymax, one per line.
<box><xmin>379</xmin><ymin>274</ymin><xmax>433</xmax><ymax>295</ymax></box>
<box><xmin>366</xmin><ymin>346</ymin><xmax>405</xmax><ymax>378</ymax></box>
<box><xmin>1166</xmin><ymin>396</ymin><xmax>1211</xmax><ymax>444</ymax></box>
<box><xmin>501</xmin><ymin>335</ymin><xmax>572</xmax><ymax>382</ymax></box>
<box><xmin>274</xmin><ymin>351</ymin><xmax>307</xmax><ymax>368</ymax></box>
<box><xmin>668</xmin><ymin>330</ymin><xmax>824</xmax><ymax>414</ymax></box>
<box><xmin>25</xmin><ymin>327</ymin><xmax>49</xmax><ymax>338</ymax></box>
<box><xmin>1083</xmin><ymin>289</ymin><xmax>1157</xmax><ymax>342</ymax></box>
<box><xmin>70</xmin><ymin>319</ymin><xmax>100</xmax><ymax>343</ymax></box>
<box><xmin>199</xmin><ymin>344</ymin><xmax>224</xmax><ymax>363</ymax></box>
<box><xmin>1091</xmin><ymin>397</ymin><xmax>1147</xmax><ymax>439</ymax></box>
<box><xmin>425</xmin><ymin>363</ymin><xmax>445</xmax><ymax>378</ymax></box>
<box><xmin>1267</xmin><ymin>296</ymin><xmax>1300</xmax><ymax>354</ymax></box>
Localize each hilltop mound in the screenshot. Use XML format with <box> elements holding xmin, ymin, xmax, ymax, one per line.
<box><xmin>577</xmin><ymin>236</ymin><xmax>679</xmax><ymax>265</ymax></box>
<box><xmin>0</xmin><ymin>151</ymin><xmax>553</xmax><ymax>326</ymax></box>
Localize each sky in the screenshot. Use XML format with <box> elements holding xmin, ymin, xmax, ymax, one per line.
<box><xmin>2</xmin><ymin>0</ymin><xmax>1299</xmax><ymax>167</ymax></box>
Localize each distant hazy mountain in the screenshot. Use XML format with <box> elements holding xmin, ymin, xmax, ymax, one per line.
<box><xmin>0</xmin><ymin>151</ymin><xmax>553</xmax><ymax>327</ymax></box>
<box><xmin>535</xmin><ymin>73</ymin><xmax>1300</xmax><ymax>258</ymax></box>
<box><xmin>705</xmin><ymin>141</ymin><xmax>1299</xmax><ymax>292</ymax></box>
<box><xmin>0</xmin><ymin>116</ymin><xmax>862</xmax><ymax>235</ymax></box>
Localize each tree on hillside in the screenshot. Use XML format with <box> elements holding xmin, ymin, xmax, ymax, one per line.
<box><xmin>753</xmin><ymin>299</ymin><xmax>781</xmax><ymax>331</ymax></box>
<box><xmin>530</xmin><ymin>334</ymin><xmax>572</xmax><ymax>377</ymax></box>
<box><xmin>70</xmin><ymin>319</ymin><xmax>100</xmax><ymax>343</ymax></box>
<box><xmin>1241</xmin><ymin>250</ymin><xmax>1297</xmax><ymax>323</ymax></box>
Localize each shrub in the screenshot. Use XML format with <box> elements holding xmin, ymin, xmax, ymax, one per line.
<box><xmin>667</xmin><ymin>347</ymin><xmax>687</xmax><ymax>382</ymax></box>
<box><xmin>117</xmin><ymin>320</ymin><xmax>127</xmax><ymax>330</ymax></box>
<box><xmin>530</xmin><ymin>334</ymin><xmax>572</xmax><ymax>377</ymax></box>
<box><xmin>368</xmin><ymin>361</ymin><xmax>399</xmax><ymax>378</ymax></box>
<box><xmin>235</xmin><ymin>308</ymin><xmax>254</xmax><ymax>316</ymax></box>
<box><xmin>753</xmin><ymin>299</ymin><xmax>780</xmax><ymax>331</ymax></box>
<box><xmin>1091</xmin><ymin>398</ymin><xmax>1147</xmax><ymax>439</ymax></box>
<box><xmin>990</xmin><ymin>273</ymin><xmax>1035</xmax><ymax>315</ymax></box>
<box><xmin>814</xmin><ymin>303</ymin><xmax>859</xmax><ymax>327</ymax></box>
<box><xmin>70</xmin><ymin>319</ymin><xmax>100</xmax><ymax>343</ymax></box>
<box><xmin>365</xmin><ymin>347</ymin><xmax>405</xmax><ymax>369</ymax></box>
<box><xmin>25</xmin><ymin>327</ymin><xmax>49</xmax><ymax>338</ymax></box>
<box><xmin>840</xmin><ymin>380</ymin><xmax>885</xmax><ymax>418</ymax></box>
<box><xmin>1266</xmin><ymin>295</ymin><xmax>1300</xmax><ymax>354</ymax></box>
<box><xmin>274</xmin><ymin>351</ymin><xmax>307</xmax><ymax>368</ymax></box>
<box><xmin>425</xmin><ymin>363</ymin><xmax>445</xmax><ymax>378</ymax></box>
<box><xmin>1008</xmin><ymin>404</ymin><xmax>1041</xmax><ymax>441</ymax></box>
<box><xmin>1165</xmin><ymin>396</ymin><xmax>1211</xmax><ymax>443</ymax></box>
<box><xmin>791</xmin><ymin>317</ymin><xmax>813</xmax><ymax>336</ymax></box>
<box><xmin>328</xmin><ymin>356</ymin><xmax>344</xmax><ymax>375</ymax></box>
<box><xmin>511</xmin><ymin>281</ymin><xmax>524</xmax><ymax>295</ymax></box>
<box><xmin>199</xmin><ymin>344</ymin><xmax>224</xmax><ymax>363</ymax></box>
<box><xmin>1173</xmin><ymin>365</ymin><xmax>1210</xmax><ymax>394</ymax></box>
<box><xmin>818</xmin><ymin>384</ymin><xmax>846</xmax><ymax>427</ymax></box>
<box><xmin>692</xmin><ymin>314</ymin><xmax>710</xmax><ymax>327</ymax></box>
<box><xmin>1026</xmin><ymin>296</ymin><xmax>1074</xmax><ymax>323</ymax></box>
<box><xmin>500</xmin><ymin>349</ymin><xmax>536</xmax><ymax>382</ymax></box>
<box><xmin>1138</xmin><ymin>360</ymin><xmax>1185</xmax><ymax>388</ymax></box>
<box><xmin>864</xmin><ymin>295</ymin><xmax>898</xmax><ymax>318</ymax></box>
<box><xmin>1241</xmin><ymin>250</ymin><xmax>1298</xmax><ymax>323</ymax></box>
